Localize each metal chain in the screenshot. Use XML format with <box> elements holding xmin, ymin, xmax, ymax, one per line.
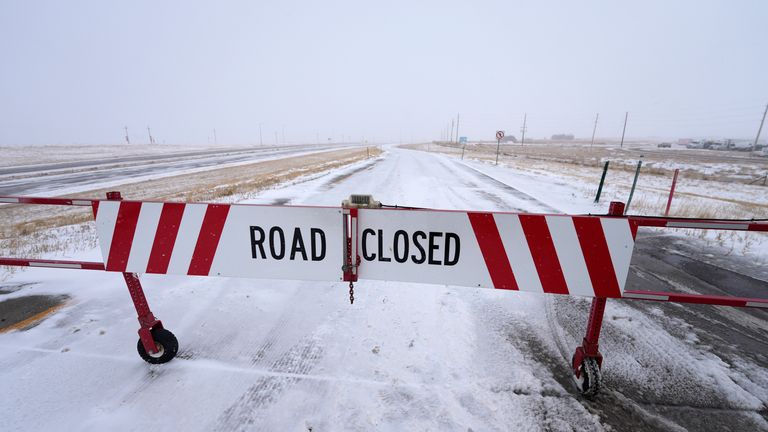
<box><xmin>348</xmin><ymin>281</ymin><xmax>355</xmax><ymax>304</ymax></box>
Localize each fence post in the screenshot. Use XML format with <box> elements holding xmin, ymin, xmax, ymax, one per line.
<box><xmin>664</xmin><ymin>168</ymin><xmax>679</xmax><ymax>217</ymax></box>
<box><xmin>594</xmin><ymin>161</ymin><xmax>610</xmax><ymax>203</ymax></box>
<box><xmin>624</xmin><ymin>160</ymin><xmax>642</xmax><ymax>214</ymax></box>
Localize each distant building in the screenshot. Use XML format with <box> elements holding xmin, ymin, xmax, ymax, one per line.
<box><xmin>677</xmin><ymin>138</ymin><xmax>693</xmax><ymax>145</ymax></box>
<box><xmin>551</xmin><ymin>134</ymin><xmax>574</xmax><ymax>140</ymax></box>
<box><xmin>501</xmin><ymin>135</ymin><xmax>518</xmax><ymax>143</ymax></box>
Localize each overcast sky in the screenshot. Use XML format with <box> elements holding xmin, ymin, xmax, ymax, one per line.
<box><xmin>1</xmin><ymin>1</ymin><xmax>766</xmax><ymax>146</ymax></box>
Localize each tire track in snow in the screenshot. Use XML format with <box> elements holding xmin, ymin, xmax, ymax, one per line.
<box><xmin>213</xmin><ymin>332</ymin><xmax>328</xmax><ymax>431</ymax></box>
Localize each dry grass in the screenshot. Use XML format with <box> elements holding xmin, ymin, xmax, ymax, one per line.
<box><xmin>417</xmin><ymin>142</ymin><xmax>768</xmax><ymax>184</ymax></box>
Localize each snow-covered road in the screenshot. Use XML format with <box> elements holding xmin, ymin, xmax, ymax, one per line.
<box><xmin>1</xmin><ymin>147</ymin><xmax>766</xmax><ymax>431</ymax></box>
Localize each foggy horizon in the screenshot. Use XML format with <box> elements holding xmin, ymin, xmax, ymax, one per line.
<box><xmin>1</xmin><ymin>1</ymin><xmax>767</xmax><ymax>146</ymax></box>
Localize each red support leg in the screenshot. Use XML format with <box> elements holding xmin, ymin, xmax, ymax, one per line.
<box><xmin>570</xmin><ymin>201</ymin><xmax>625</xmax><ymax>396</ymax></box>
<box><xmin>104</xmin><ymin>191</ymin><xmax>163</xmax><ymax>355</ymax></box>
<box><xmin>123</xmin><ymin>272</ymin><xmax>163</xmax><ymax>354</ymax></box>
<box><xmin>572</xmin><ymin>296</ymin><xmax>606</xmax><ymax>377</ymax></box>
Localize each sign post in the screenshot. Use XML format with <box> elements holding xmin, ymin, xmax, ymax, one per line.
<box><xmin>495</xmin><ymin>130</ymin><xmax>504</xmax><ymax>165</ymax></box>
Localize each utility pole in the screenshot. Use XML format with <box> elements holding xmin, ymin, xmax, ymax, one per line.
<box><xmin>455</xmin><ymin>113</ymin><xmax>460</xmax><ymax>143</ymax></box>
<box><xmin>147</xmin><ymin>126</ymin><xmax>155</xmax><ymax>145</ymax></box>
<box><xmin>450</xmin><ymin>119</ymin><xmax>455</xmax><ymax>144</ymax></box>
<box><xmin>213</xmin><ymin>128</ymin><xmax>217</xmax><ymax>145</ymax></box>
<box><xmin>590</xmin><ymin>113</ymin><xmax>599</xmax><ymax>148</ymax></box>
<box><xmin>754</xmin><ymin>103</ymin><xmax>768</xmax><ymax>149</ymax></box>
<box><xmin>124</xmin><ymin>126</ymin><xmax>130</xmax><ymax>144</ymax></box>
<box><xmin>620</xmin><ymin>112</ymin><xmax>628</xmax><ymax>148</ymax></box>
<box><xmin>520</xmin><ymin>113</ymin><xmax>527</xmax><ymax>146</ymax></box>
<box><xmin>259</xmin><ymin>124</ymin><xmax>263</xmax><ymax>146</ymax></box>
<box><xmin>281</xmin><ymin>126</ymin><xmax>285</xmax><ymax>145</ymax></box>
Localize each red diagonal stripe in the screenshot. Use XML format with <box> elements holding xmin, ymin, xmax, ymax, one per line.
<box><xmin>572</xmin><ymin>216</ymin><xmax>622</xmax><ymax>298</ymax></box>
<box><xmin>519</xmin><ymin>215</ymin><xmax>569</xmax><ymax>295</ymax></box>
<box><xmin>106</xmin><ymin>201</ymin><xmax>142</xmax><ymax>271</ymax></box>
<box><xmin>188</xmin><ymin>204</ymin><xmax>230</xmax><ymax>276</ymax></box>
<box><xmin>468</xmin><ymin>212</ymin><xmax>518</xmax><ymax>290</ymax></box>
<box><xmin>146</xmin><ymin>203</ymin><xmax>186</xmax><ymax>274</ymax></box>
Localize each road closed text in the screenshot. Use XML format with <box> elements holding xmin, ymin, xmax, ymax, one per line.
<box><xmin>250</xmin><ymin>226</ymin><xmax>326</xmax><ymax>261</ymax></box>
<box><xmin>361</xmin><ymin>229</ymin><xmax>460</xmax><ymax>265</ymax></box>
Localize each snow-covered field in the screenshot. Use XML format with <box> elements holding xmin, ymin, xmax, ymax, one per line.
<box><xmin>1</xmin><ymin>146</ymin><xmax>766</xmax><ymax>431</ymax></box>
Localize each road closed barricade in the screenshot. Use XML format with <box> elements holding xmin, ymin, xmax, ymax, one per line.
<box><xmin>1</xmin><ymin>193</ymin><xmax>766</xmax><ymax>397</ymax></box>
<box><xmin>92</xmin><ymin>196</ymin><xmax>634</xmax><ymax>298</ymax></box>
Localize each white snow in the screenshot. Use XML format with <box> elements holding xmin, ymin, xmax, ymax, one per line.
<box><xmin>0</xmin><ymin>146</ymin><xmax>766</xmax><ymax>431</ymax></box>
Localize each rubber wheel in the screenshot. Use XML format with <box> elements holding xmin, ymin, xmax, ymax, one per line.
<box><xmin>137</xmin><ymin>328</ymin><xmax>178</xmax><ymax>364</ymax></box>
<box><xmin>577</xmin><ymin>358</ymin><xmax>602</xmax><ymax>398</ymax></box>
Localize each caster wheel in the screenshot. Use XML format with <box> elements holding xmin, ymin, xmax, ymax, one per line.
<box><xmin>137</xmin><ymin>328</ymin><xmax>178</xmax><ymax>364</ymax></box>
<box><xmin>576</xmin><ymin>358</ymin><xmax>602</xmax><ymax>398</ymax></box>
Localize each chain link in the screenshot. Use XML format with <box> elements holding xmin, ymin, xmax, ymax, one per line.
<box><xmin>348</xmin><ymin>281</ymin><xmax>355</xmax><ymax>304</ymax></box>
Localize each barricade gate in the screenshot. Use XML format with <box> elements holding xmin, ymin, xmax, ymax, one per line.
<box><xmin>1</xmin><ymin>192</ymin><xmax>766</xmax><ymax>397</ymax></box>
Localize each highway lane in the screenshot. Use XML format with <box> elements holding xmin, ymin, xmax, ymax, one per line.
<box><xmin>0</xmin><ymin>143</ymin><xmax>356</xmax><ymax>196</ymax></box>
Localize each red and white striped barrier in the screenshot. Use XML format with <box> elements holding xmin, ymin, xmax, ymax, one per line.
<box><xmin>94</xmin><ymin>200</ymin><xmax>343</xmax><ymax>281</ymax></box>
<box><xmin>89</xmin><ymin>199</ymin><xmax>636</xmax><ymax>298</ymax></box>
<box><xmin>2</xmin><ymin>194</ymin><xmax>766</xmax><ymax>308</ymax></box>
<box><xmin>1</xmin><ymin>192</ymin><xmax>766</xmax><ymax>393</ymax></box>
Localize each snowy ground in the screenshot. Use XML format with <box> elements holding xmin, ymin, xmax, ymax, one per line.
<box><xmin>1</xmin><ymin>146</ymin><xmax>766</xmax><ymax>431</ymax></box>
